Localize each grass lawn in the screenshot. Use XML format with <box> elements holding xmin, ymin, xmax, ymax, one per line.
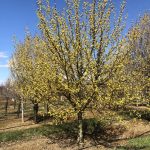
<box><xmin>0</xmin><ymin>125</ymin><xmax>62</xmax><ymax>142</ymax></box>
<box><xmin>116</xmin><ymin>135</ymin><xmax>150</xmax><ymax>150</ymax></box>
<box><xmin>0</xmin><ymin>121</ymin><xmax>79</xmax><ymax>143</ymax></box>
<box><xmin>1</xmin><ymin>120</ymin><xmax>150</xmax><ymax>150</ymax></box>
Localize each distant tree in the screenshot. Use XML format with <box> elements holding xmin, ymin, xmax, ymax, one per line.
<box><xmin>5</xmin><ymin>79</ymin><xmax>22</xmax><ymax>117</ymax></box>
<box><xmin>0</xmin><ymin>82</ymin><xmax>10</xmax><ymax>116</ymax></box>
<box><xmin>10</xmin><ymin>35</ymin><xmax>53</xmax><ymax>123</ymax></box>
<box><xmin>127</xmin><ymin>13</ymin><xmax>150</xmax><ymax>105</ymax></box>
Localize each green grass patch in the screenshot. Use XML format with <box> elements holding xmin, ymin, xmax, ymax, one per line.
<box><xmin>0</xmin><ymin>130</ymin><xmax>24</xmax><ymax>142</ymax></box>
<box><xmin>0</xmin><ymin>125</ymin><xmax>61</xmax><ymax>142</ymax></box>
<box><xmin>116</xmin><ymin>135</ymin><xmax>150</xmax><ymax>150</ymax></box>
<box><xmin>0</xmin><ymin>121</ymin><xmax>79</xmax><ymax>143</ymax></box>
<box><xmin>0</xmin><ymin>118</ymin><xmax>102</xmax><ymax>143</ymax></box>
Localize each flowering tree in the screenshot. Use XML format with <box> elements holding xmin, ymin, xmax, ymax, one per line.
<box><xmin>10</xmin><ymin>35</ymin><xmax>53</xmax><ymax>123</ymax></box>
<box><xmin>126</xmin><ymin>13</ymin><xmax>150</xmax><ymax>106</ymax></box>
<box><xmin>37</xmin><ymin>0</ymin><xmax>127</xmax><ymax>143</ymax></box>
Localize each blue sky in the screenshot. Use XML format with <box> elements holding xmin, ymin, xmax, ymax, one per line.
<box><xmin>0</xmin><ymin>0</ymin><xmax>150</xmax><ymax>84</ymax></box>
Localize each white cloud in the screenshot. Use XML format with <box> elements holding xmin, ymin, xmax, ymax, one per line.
<box><xmin>0</xmin><ymin>52</ymin><xmax>8</xmax><ymax>58</ymax></box>
<box><xmin>0</xmin><ymin>52</ymin><xmax>9</xmax><ymax>68</ymax></box>
<box><xmin>0</xmin><ymin>64</ymin><xmax>9</xmax><ymax>68</ymax></box>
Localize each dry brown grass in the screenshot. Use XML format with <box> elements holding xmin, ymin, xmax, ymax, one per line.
<box><xmin>0</xmin><ymin>136</ymin><xmax>111</xmax><ymax>150</ymax></box>
<box><xmin>118</xmin><ymin>119</ymin><xmax>150</xmax><ymax>139</ymax></box>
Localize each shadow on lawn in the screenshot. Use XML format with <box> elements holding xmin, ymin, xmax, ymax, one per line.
<box><xmin>27</xmin><ymin>114</ymin><xmax>52</xmax><ymax>123</ymax></box>
<box><xmin>1</xmin><ymin>118</ymin><xmax>150</xmax><ymax>149</ymax></box>
<box><xmin>39</xmin><ymin>119</ymin><xmax>150</xmax><ymax>150</ymax></box>
<box><xmin>39</xmin><ymin>118</ymin><xmax>126</xmax><ymax>149</ymax></box>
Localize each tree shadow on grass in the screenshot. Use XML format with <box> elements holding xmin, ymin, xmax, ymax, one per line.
<box><xmin>2</xmin><ymin>118</ymin><xmax>150</xmax><ymax>149</ymax></box>
<box><xmin>40</xmin><ymin>118</ymin><xmax>126</xmax><ymax>149</ymax></box>
<box><xmin>41</xmin><ymin>121</ymin><xmax>78</xmax><ymax>148</ymax></box>
<box><xmin>26</xmin><ymin>114</ymin><xmax>53</xmax><ymax>124</ymax></box>
<box><xmin>82</xmin><ymin>118</ymin><xmax>126</xmax><ymax>149</ymax></box>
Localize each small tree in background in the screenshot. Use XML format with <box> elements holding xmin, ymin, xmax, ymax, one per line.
<box><xmin>0</xmin><ymin>84</ymin><xmax>9</xmax><ymax>116</ymax></box>
<box><xmin>10</xmin><ymin>35</ymin><xmax>53</xmax><ymax>123</ymax></box>
<box><xmin>126</xmin><ymin>13</ymin><xmax>150</xmax><ymax>106</ymax></box>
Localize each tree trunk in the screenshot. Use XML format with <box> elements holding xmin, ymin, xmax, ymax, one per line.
<box><xmin>33</xmin><ymin>103</ymin><xmax>39</xmax><ymax>123</ymax></box>
<box><xmin>44</xmin><ymin>102</ymin><xmax>49</xmax><ymax>115</ymax></box>
<box><xmin>77</xmin><ymin>111</ymin><xmax>83</xmax><ymax>145</ymax></box>
<box><xmin>14</xmin><ymin>99</ymin><xmax>16</xmax><ymax>109</ymax></box>
<box><xmin>5</xmin><ymin>97</ymin><xmax>9</xmax><ymax>116</ymax></box>
<box><xmin>46</xmin><ymin>103</ymin><xmax>49</xmax><ymax>115</ymax></box>
<box><xmin>17</xmin><ymin>100</ymin><xmax>21</xmax><ymax>118</ymax></box>
<box><xmin>21</xmin><ymin>99</ymin><xmax>24</xmax><ymax>123</ymax></box>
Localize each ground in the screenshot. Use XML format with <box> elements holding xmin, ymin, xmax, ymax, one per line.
<box><xmin>0</xmin><ymin>137</ymin><xmax>110</xmax><ymax>150</ymax></box>
<box><xmin>0</xmin><ymin>101</ymin><xmax>150</xmax><ymax>150</ymax></box>
<box><xmin>1</xmin><ymin>116</ymin><xmax>150</xmax><ymax>150</ymax></box>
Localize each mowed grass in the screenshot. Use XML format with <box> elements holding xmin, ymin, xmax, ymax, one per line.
<box><xmin>116</xmin><ymin>135</ymin><xmax>150</xmax><ymax>150</ymax></box>
<box><xmin>0</xmin><ymin>121</ymin><xmax>78</xmax><ymax>143</ymax></box>
<box><xmin>0</xmin><ymin>125</ymin><xmax>63</xmax><ymax>142</ymax></box>
<box><xmin>1</xmin><ymin>119</ymin><xmax>150</xmax><ymax>150</ymax></box>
